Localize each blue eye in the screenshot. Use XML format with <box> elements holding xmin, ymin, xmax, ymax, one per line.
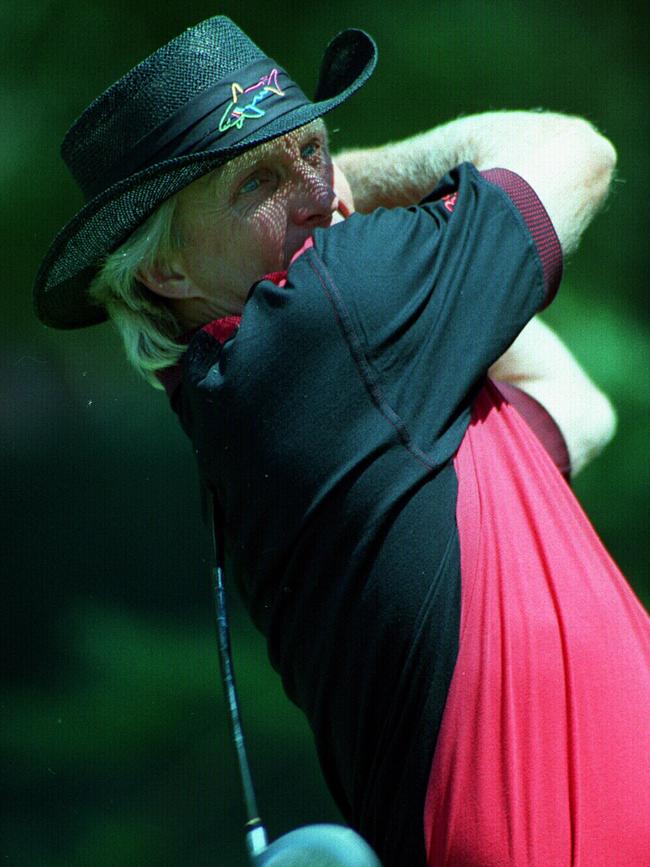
<box><xmin>301</xmin><ymin>141</ymin><xmax>320</xmax><ymax>160</ymax></box>
<box><xmin>239</xmin><ymin>176</ymin><xmax>261</xmax><ymax>195</ymax></box>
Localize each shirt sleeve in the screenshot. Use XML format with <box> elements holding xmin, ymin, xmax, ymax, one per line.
<box><xmin>477</xmin><ymin>167</ymin><xmax>562</xmax><ymax>306</ymax></box>
<box><xmin>294</xmin><ymin>161</ymin><xmax>562</xmax><ymax>462</ymax></box>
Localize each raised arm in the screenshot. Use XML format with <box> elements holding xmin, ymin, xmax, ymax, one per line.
<box><xmin>334</xmin><ymin>110</ymin><xmax>616</xmax><ymax>255</ymax></box>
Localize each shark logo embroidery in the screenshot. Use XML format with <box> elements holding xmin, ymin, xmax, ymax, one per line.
<box><xmin>218</xmin><ymin>68</ymin><xmax>286</xmax><ymax>133</ymax></box>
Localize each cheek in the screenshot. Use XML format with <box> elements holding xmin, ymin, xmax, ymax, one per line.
<box><xmin>248</xmin><ymin>198</ymin><xmax>290</xmax><ymax>259</ymax></box>
<box><xmin>298</xmin><ymin>160</ymin><xmax>334</xmax><ymax>203</ymax></box>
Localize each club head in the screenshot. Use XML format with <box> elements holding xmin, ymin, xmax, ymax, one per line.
<box><xmin>253</xmin><ymin>823</ymin><xmax>382</xmax><ymax>866</ymax></box>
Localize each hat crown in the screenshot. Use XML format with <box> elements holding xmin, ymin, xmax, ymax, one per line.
<box><xmin>61</xmin><ymin>17</ymin><xmax>266</xmax><ymax>200</ymax></box>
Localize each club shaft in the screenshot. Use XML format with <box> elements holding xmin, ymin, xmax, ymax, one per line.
<box><xmin>213</xmin><ymin>564</ymin><xmax>267</xmax><ymax>853</ymax></box>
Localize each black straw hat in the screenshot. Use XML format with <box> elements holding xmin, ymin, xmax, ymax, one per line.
<box><xmin>33</xmin><ymin>16</ymin><xmax>377</xmax><ymax>329</ymax></box>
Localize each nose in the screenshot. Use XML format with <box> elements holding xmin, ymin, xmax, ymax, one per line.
<box><xmin>287</xmin><ymin>164</ymin><xmax>337</xmax><ymax>228</ymax></box>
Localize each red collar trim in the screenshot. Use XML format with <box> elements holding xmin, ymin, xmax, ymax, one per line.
<box><xmin>290</xmin><ymin>235</ymin><xmax>314</xmax><ymax>264</ymax></box>
<box><xmin>263</xmin><ymin>270</ymin><xmax>288</xmax><ymax>286</ymax></box>
<box><xmin>156</xmin><ymin>318</ymin><xmax>241</xmax><ymax>398</ymax></box>
<box><xmin>201</xmin><ymin>315</ymin><xmax>242</xmax><ymax>344</ymax></box>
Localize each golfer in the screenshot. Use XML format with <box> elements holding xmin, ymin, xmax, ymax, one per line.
<box><xmin>34</xmin><ymin>16</ymin><xmax>650</xmax><ymax>866</ymax></box>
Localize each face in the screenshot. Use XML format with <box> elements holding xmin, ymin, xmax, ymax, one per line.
<box><xmin>170</xmin><ymin>120</ymin><xmax>351</xmax><ymax>317</ymax></box>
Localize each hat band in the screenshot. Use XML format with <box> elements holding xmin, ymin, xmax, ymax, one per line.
<box><xmin>85</xmin><ymin>58</ymin><xmax>310</xmax><ymax>200</ymax></box>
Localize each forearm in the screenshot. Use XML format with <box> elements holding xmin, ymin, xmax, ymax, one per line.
<box><xmin>488</xmin><ymin>317</ymin><xmax>617</xmax><ymax>475</ymax></box>
<box><xmin>335</xmin><ymin>110</ymin><xmax>616</xmax><ymax>254</ymax></box>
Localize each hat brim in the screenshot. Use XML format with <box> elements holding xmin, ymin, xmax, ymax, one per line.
<box><xmin>34</xmin><ymin>28</ymin><xmax>377</xmax><ymax>329</ymax></box>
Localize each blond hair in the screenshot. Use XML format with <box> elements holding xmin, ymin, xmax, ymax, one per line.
<box><xmin>88</xmin><ymin>194</ymin><xmax>186</xmax><ymax>389</ymax></box>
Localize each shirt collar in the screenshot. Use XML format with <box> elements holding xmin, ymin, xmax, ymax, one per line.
<box><xmin>156</xmin><ymin>260</ymin><xmax>302</xmax><ymax>400</ymax></box>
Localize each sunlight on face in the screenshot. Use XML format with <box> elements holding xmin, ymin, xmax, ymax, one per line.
<box><xmin>173</xmin><ymin>120</ymin><xmax>344</xmax><ymax>316</ymax></box>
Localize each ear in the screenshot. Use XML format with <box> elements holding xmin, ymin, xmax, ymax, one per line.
<box><xmin>136</xmin><ymin>261</ymin><xmax>203</xmax><ymax>300</ymax></box>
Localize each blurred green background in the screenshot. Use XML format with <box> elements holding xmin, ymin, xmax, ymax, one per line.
<box><xmin>3</xmin><ymin>1</ymin><xmax>648</xmax><ymax>865</ymax></box>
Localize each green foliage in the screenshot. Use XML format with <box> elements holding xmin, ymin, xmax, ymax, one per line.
<box><xmin>4</xmin><ymin>1</ymin><xmax>648</xmax><ymax>864</ymax></box>
<box><xmin>3</xmin><ymin>603</ymin><xmax>334</xmax><ymax>865</ymax></box>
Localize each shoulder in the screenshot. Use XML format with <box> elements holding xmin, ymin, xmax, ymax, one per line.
<box><xmin>306</xmin><ymin>162</ymin><xmax>560</xmax><ymax>304</ymax></box>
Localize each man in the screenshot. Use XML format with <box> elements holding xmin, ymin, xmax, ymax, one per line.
<box><xmin>34</xmin><ymin>16</ymin><xmax>649</xmax><ymax>866</ymax></box>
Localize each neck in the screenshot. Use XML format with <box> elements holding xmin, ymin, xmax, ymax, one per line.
<box><xmin>169</xmin><ymin>294</ymin><xmax>242</xmax><ymax>330</ymax></box>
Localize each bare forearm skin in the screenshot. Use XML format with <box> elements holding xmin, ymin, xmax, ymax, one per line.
<box><xmin>335</xmin><ymin>110</ymin><xmax>617</xmax><ymax>255</ymax></box>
